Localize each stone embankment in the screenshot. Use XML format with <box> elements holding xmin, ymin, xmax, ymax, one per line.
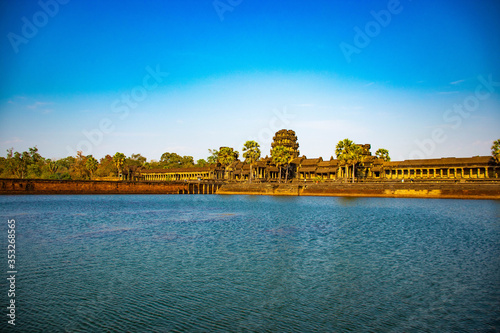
<box><xmin>0</xmin><ymin>179</ymin><xmax>189</xmax><ymax>195</ymax></box>
<box><xmin>1</xmin><ymin>179</ymin><xmax>499</xmax><ymax>199</ymax></box>
<box><xmin>217</xmin><ymin>182</ymin><xmax>500</xmax><ymax>200</ymax></box>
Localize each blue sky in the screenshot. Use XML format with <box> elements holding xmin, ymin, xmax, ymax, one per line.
<box><xmin>1</xmin><ymin>0</ymin><xmax>499</xmax><ymax>162</ymax></box>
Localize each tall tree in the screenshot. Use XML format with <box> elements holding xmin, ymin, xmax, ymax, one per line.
<box><xmin>336</xmin><ymin>139</ymin><xmax>354</xmax><ymax>182</ymax></box>
<box><xmin>85</xmin><ymin>155</ymin><xmax>98</xmax><ymax>180</ymax></box>
<box><xmin>492</xmin><ymin>139</ymin><xmax>500</xmax><ymax>163</ymax></box>
<box><xmin>207</xmin><ymin>149</ymin><xmax>219</xmax><ymax>164</ymax></box>
<box><xmin>113</xmin><ymin>152</ymin><xmax>126</xmax><ymax>178</ymax></box>
<box><xmin>196</xmin><ymin>159</ymin><xmax>208</xmax><ymax>167</ymax></box>
<box><xmin>123</xmin><ymin>153</ymin><xmax>147</xmax><ymax>180</ymax></box>
<box><xmin>159</xmin><ymin>152</ymin><xmax>195</xmax><ymax>169</ymax></box>
<box><xmin>375</xmin><ymin>148</ymin><xmax>391</xmax><ymax>162</ymax></box>
<box><xmin>130</xmin><ymin>153</ymin><xmax>147</xmax><ymax>166</ymax></box>
<box><xmin>47</xmin><ymin>160</ymin><xmax>59</xmax><ymax>175</ymax></box>
<box><xmin>218</xmin><ymin>147</ymin><xmax>239</xmax><ymax>180</ymax></box>
<box><xmin>347</xmin><ymin>145</ymin><xmax>363</xmax><ymax>183</ymax></box>
<box><xmin>218</xmin><ymin>147</ymin><xmax>239</xmax><ymax>167</ymax></box>
<box><xmin>271</xmin><ymin>145</ymin><xmax>291</xmax><ymax>183</ymax></box>
<box><xmin>242</xmin><ymin>140</ymin><xmax>261</xmax><ymax>183</ymax></box>
<box><xmin>72</xmin><ymin>151</ymin><xmax>89</xmax><ymax>179</ymax></box>
<box><xmin>94</xmin><ymin>155</ymin><xmax>115</xmax><ymax>178</ymax></box>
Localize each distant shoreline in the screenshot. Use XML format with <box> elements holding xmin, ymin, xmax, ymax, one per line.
<box><xmin>1</xmin><ymin>179</ymin><xmax>499</xmax><ymax>200</ymax></box>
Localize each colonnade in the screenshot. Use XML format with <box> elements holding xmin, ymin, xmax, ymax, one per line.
<box><xmin>177</xmin><ymin>183</ymin><xmax>221</xmax><ymax>194</ymax></box>
<box><xmin>382</xmin><ymin>167</ymin><xmax>495</xmax><ymax>179</ymax></box>
<box><xmin>142</xmin><ymin>172</ymin><xmax>211</xmax><ymax>181</ymax></box>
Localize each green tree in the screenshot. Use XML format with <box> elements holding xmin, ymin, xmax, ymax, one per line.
<box><xmin>113</xmin><ymin>152</ymin><xmax>126</xmax><ymax>178</ymax></box>
<box><xmin>130</xmin><ymin>153</ymin><xmax>147</xmax><ymax>166</ymax></box>
<box><xmin>71</xmin><ymin>151</ymin><xmax>89</xmax><ymax>179</ymax></box>
<box><xmin>375</xmin><ymin>148</ymin><xmax>391</xmax><ymax>162</ymax></box>
<box><xmin>4</xmin><ymin>146</ymin><xmax>43</xmax><ymax>178</ymax></box>
<box><xmin>218</xmin><ymin>147</ymin><xmax>239</xmax><ymax>180</ymax></box>
<box><xmin>55</xmin><ymin>156</ymin><xmax>75</xmax><ymax>179</ymax></box>
<box><xmin>85</xmin><ymin>155</ymin><xmax>98</xmax><ymax>180</ymax></box>
<box><xmin>218</xmin><ymin>147</ymin><xmax>239</xmax><ymax>167</ymax></box>
<box><xmin>242</xmin><ymin>140</ymin><xmax>261</xmax><ymax>183</ymax></box>
<box><xmin>207</xmin><ymin>149</ymin><xmax>219</xmax><ymax>164</ymax></box>
<box><xmin>271</xmin><ymin>145</ymin><xmax>291</xmax><ymax>183</ymax></box>
<box><xmin>123</xmin><ymin>153</ymin><xmax>147</xmax><ymax>180</ymax></box>
<box><xmin>26</xmin><ymin>147</ymin><xmax>44</xmax><ymax>178</ymax></box>
<box><xmin>346</xmin><ymin>144</ymin><xmax>363</xmax><ymax>183</ymax></box>
<box><xmin>95</xmin><ymin>155</ymin><xmax>116</xmax><ymax>178</ymax></box>
<box><xmin>0</xmin><ymin>156</ymin><xmax>6</xmax><ymax>177</ymax></box>
<box><xmin>196</xmin><ymin>159</ymin><xmax>208</xmax><ymax>167</ymax></box>
<box><xmin>159</xmin><ymin>152</ymin><xmax>195</xmax><ymax>169</ymax></box>
<box><xmin>492</xmin><ymin>139</ymin><xmax>500</xmax><ymax>163</ymax></box>
<box><xmin>47</xmin><ymin>160</ymin><xmax>59</xmax><ymax>174</ymax></box>
<box><xmin>336</xmin><ymin>139</ymin><xmax>354</xmax><ymax>182</ymax></box>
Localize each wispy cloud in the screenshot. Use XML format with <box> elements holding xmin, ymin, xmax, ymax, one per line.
<box><xmin>340</xmin><ymin>105</ymin><xmax>364</xmax><ymax>111</ymax></box>
<box><xmin>109</xmin><ymin>132</ymin><xmax>164</xmax><ymax>138</ymax></box>
<box><xmin>1</xmin><ymin>137</ymin><xmax>23</xmax><ymax>146</ymax></box>
<box><xmin>364</xmin><ymin>82</ymin><xmax>375</xmax><ymax>87</ymax></box>
<box><xmin>5</xmin><ymin>96</ymin><xmax>27</xmax><ymax>105</ymax></box>
<box><xmin>293</xmin><ymin>103</ymin><xmax>316</xmax><ymax>107</ymax></box>
<box><xmin>450</xmin><ymin>79</ymin><xmax>465</xmax><ymax>85</ymax></box>
<box><xmin>27</xmin><ymin>101</ymin><xmax>53</xmax><ymax>109</ymax></box>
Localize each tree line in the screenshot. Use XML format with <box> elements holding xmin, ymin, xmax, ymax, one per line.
<box><xmin>0</xmin><ymin>148</ymin><xmax>210</xmax><ymax>180</ymax></box>
<box><xmin>1</xmin><ymin>139</ymin><xmax>498</xmax><ymax>181</ymax></box>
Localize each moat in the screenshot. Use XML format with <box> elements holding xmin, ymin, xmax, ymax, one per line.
<box><xmin>1</xmin><ymin>194</ymin><xmax>499</xmax><ymax>331</ymax></box>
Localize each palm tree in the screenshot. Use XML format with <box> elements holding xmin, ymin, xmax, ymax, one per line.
<box><xmin>242</xmin><ymin>140</ymin><xmax>261</xmax><ymax>183</ymax></box>
<box><xmin>85</xmin><ymin>155</ymin><xmax>98</xmax><ymax>180</ymax></box>
<box><xmin>336</xmin><ymin>139</ymin><xmax>354</xmax><ymax>182</ymax></box>
<box><xmin>347</xmin><ymin>145</ymin><xmax>363</xmax><ymax>183</ymax></box>
<box><xmin>375</xmin><ymin>148</ymin><xmax>391</xmax><ymax>162</ymax></box>
<box><xmin>218</xmin><ymin>147</ymin><xmax>239</xmax><ymax>166</ymax></box>
<box><xmin>218</xmin><ymin>147</ymin><xmax>239</xmax><ymax>180</ymax></box>
<box><xmin>271</xmin><ymin>145</ymin><xmax>291</xmax><ymax>183</ymax></box>
<box><xmin>492</xmin><ymin>139</ymin><xmax>500</xmax><ymax>163</ymax></box>
<box><xmin>113</xmin><ymin>152</ymin><xmax>126</xmax><ymax>179</ymax></box>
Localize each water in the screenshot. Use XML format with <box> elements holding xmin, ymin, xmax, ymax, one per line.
<box><xmin>0</xmin><ymin>195</ymin><xmax>499</xmax><ymax>332</ymax></box>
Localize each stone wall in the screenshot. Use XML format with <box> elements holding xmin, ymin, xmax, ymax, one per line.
<box><xmin>0</xmin><ymin>179</ymin><xmax>189</xmax><ymax>195</ymax></box>
<box><xmin>2</xmin><ymin>179</ymin><xmax>499</xmax><ymax>199</ymax></box>
<box><xmin>217</xmin><ymin>182</ymin><xmax>500</xmax><ymax>200</ymax></box>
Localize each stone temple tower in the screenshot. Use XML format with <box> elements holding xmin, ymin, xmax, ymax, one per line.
<box><xmin>271</xmin><ymin>129</ymin><xmax>300</xmax><ymax>158</ymax></box>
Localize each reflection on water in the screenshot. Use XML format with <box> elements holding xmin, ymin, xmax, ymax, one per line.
<box><xmin>0</xmin><ymin>194</ymin><xmax>499</xmax><ymax>332</ymax></box>
<box><xmin>337</xmin><ymin>196</ymin><xmax>362</xmax><ymax>206</ymax></box>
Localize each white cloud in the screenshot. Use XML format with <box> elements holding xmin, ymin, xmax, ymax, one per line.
<box><xmin>1</xmin><ymin>137</ymin><xmax>23</xmax><ymax>146</ymax></box>
<box><xmin>27</xmin><ymin>101</ymin><xmax>53</xmax><ymax>109</ymax></box>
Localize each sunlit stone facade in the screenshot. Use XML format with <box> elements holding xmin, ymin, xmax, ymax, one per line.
<box><xmin>138</xmin><ymin>131</ymin><xmax>499</xmax><ymax>182</ymax></box>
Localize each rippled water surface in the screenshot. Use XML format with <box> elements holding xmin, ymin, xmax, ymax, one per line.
<box><xmin>1</xmin><ymin>195</ymin><xmax>499</xmax><ymax>332</ymax></box>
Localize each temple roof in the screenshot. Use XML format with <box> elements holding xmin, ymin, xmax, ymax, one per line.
<box><xmin>140</xmin><ymin>166</ymin><xmax>214</xmax><ymax>173</ymax></box>
<box><xmin>301</xmin><ymin>158</ymin><xmax>323</xmax><ymax>166</ymax></box>
<box><xmin>300</xmin><ymin>166</ymin><xmax>318</xmax><ymax>172</ymax></box>
<box><xmin>385</xmin><ymin>156</ymin><xmax>494</xmax><ymax>167</ymax></box>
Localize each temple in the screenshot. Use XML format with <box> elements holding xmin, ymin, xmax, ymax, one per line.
<box><xmin>137</xmin><ymin>130</ymin><xmax>500</xmax><ymax>182</ymax></box>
